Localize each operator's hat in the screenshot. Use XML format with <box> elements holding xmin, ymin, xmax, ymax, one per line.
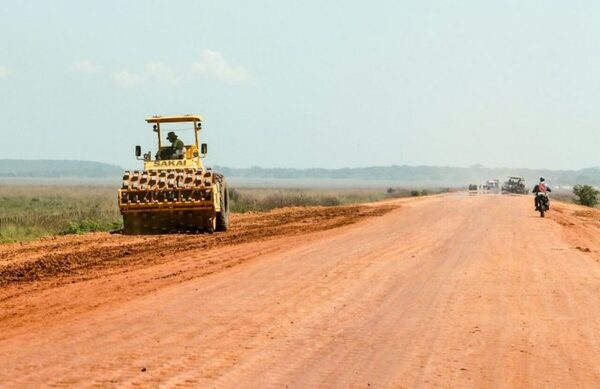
<box><xmin>166</xmin><ymin>131</ymin><xmax>176</xmax><ymax>139</ymax></box>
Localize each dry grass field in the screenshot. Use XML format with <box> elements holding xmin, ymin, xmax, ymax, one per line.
<box><xmin>0</xmin><ymin>185</ymin><xmax>420</xmax><ymax>243</ymax></box>
<box><xmin>0</xmin><ymin>185</ymin><xmax>120</xmax><ymax>243</ymax></box>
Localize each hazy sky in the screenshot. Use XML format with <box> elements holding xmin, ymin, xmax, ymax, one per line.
<box><xmin>1</xmin><ymin>1</ymin><xmax>599</xmax><ymax>170</ymax></box>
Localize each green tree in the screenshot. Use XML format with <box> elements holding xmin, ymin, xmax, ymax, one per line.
<box><xmin>573</xmin><ymin>184</ymin><xmax>599</xmax><ymax>207</ymax></box>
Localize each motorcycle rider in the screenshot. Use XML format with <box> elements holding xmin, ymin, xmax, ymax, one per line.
<box><xmin>532</xmin><ymin>177</ymin><xmax>552</xmax><ymax>211</ymax></box>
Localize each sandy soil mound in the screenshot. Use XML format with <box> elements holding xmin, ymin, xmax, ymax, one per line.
<box><xmin>0</xmin><ymin>203</ymin><xmax>398</xmax><ymax>286</ymax></box>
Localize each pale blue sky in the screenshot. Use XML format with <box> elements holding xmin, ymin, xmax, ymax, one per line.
<box><xmin>0</xmin><ymin>1</ymin><xmax>598</xmax><ymax>170</ymax></box>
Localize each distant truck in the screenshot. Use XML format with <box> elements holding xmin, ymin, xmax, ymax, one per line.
<box><xmin>502</xmin><ymin>176</ymin><xmax>528</xmax><ymax>194</ymax></box>
<box><xmin>483</xmin><ymin>179</ymin><xmax>500</xmax><ymax>193</ymax></box>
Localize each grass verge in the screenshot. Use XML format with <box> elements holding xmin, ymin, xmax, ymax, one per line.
<box><xmin>0</xmin><ymin>185</ymin><xmax>444</xmax><ymax>243</ymax></box>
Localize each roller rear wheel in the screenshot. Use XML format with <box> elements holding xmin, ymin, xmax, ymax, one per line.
<box><xmin>216</xmin><ymin>183</ymin><xmax>230</xmax><ymax>232</ymax></box>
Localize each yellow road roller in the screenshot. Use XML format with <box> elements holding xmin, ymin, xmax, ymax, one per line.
<box><xmin>118</xmin><ymin>114</ymin><xmax>229</xmax><ymax>234</ymax></box>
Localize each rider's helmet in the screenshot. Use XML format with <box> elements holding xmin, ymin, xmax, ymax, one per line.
<box><xmin>540</xmin><ymin>177</ymin><xmax>545</xmax><ymax>182</ymax></box>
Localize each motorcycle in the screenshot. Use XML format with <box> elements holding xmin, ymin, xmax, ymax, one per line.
<box><xmin>536</xmin><ymin>192</ymin><xmax>550</xmax><ymax>217</ymax></box>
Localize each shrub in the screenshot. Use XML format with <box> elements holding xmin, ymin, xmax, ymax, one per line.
<box><xmin>573</xmin><ymin>184</ymin><xmax>599</xmax><ymax>208</ymax></box>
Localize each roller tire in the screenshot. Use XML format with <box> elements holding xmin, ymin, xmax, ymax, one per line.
<box><xmin>122</xmin><ymin>214</ymin><xmax>141</xmax><ymax>235</ymax></box>
<box><xmin>216</xmin><ymin>183</ymin><xmax>230</xmax><ymax>232</ymax></box>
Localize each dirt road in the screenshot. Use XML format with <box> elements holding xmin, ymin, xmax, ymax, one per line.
<box><xmin>1</xmin><ymin>194</ymin><xmax>600</xmax><ymax>388</ymax></box>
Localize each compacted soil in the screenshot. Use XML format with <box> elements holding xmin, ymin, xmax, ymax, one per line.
<box><xmin>1</xmin><ymin>194</ymin><xmax>599</xmax><ymax>388</ymax></box>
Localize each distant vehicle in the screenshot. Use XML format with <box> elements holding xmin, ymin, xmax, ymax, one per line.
<box><xmin>483</xmin><ymin>179</ymin><xmax>500</xmax><ymax>192</ymax></box>
<box><xmin>469</xmin><ymin>184</ymin><xmax>478</xmax><ymax>191</ymax></box>
<box><xmin>502</xmin><ymin>176</ymin><xmax>528</xmax><ymax>194</ymax></box>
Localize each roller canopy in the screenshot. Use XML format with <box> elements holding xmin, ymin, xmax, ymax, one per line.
<box><xmin>145</xmin><ymin>115</ymin><xmax>203</xmax><ymax>123</ymax></box>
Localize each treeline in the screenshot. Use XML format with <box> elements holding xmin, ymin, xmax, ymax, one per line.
<box><xmin>0</xmin><ymin>160</ymin><xmax>123</xmax><ymax>178</ymax></box>
<box><xmin>1</xmin><ymin>160</ymin><xmax>599</xmax><ymax>186</ymax></box>
<box><xmin>215</xmin><ymin>165</ymin><xmax>600</xmax><ymax>186</ymax></box>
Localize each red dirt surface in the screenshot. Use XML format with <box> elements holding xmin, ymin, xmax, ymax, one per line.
<box><xmin>1</xmin><ymin>195</ymin><xmax>600</xmax><ymax>387</ymax></box>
